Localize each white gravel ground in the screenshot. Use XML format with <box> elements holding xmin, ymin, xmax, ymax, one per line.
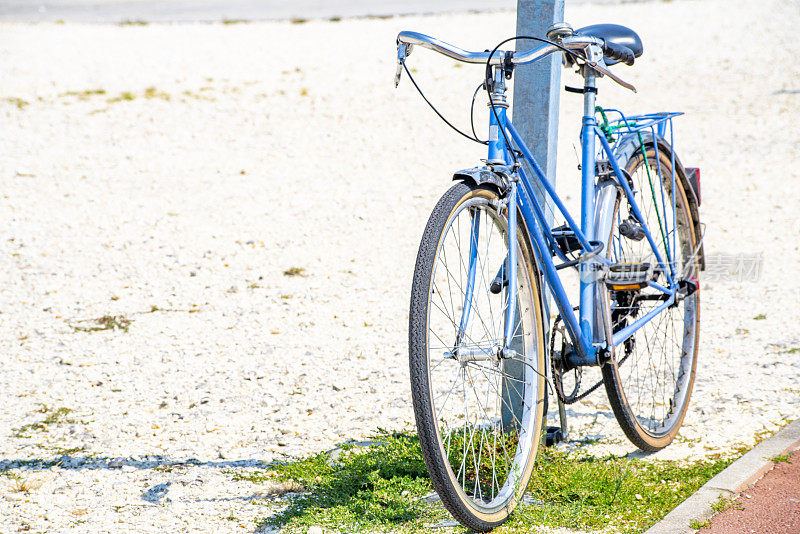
<box><xmin>1</xmin><ymin>0</ymin><xmax>799</xmax><ymax>532</ymax></box>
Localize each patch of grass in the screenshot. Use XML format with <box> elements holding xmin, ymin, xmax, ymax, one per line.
<box><xmin>283</xmin><ymin>267</ymin><xmax>306</xmax><ymax>277</ymax></box>
<box><xmin>251</xmin><ymin>431</ymin><xmax>736</xmax><ymax>534</ymax></box>
<box><xmin>689</xmin><ymin>517</ymin><xmax>710</xmax><ymax>530</ymax></box>
<box><xmin>771</xmin><ymin>452</ymin><xmax>793</xmax><ymax>463</ymax></box>
<box><xmin>5</xmin><ymin>97</ymin><xmax>29</xmax><ymax>110</ymax></box>
<box><xmin>5</xmin><ymin>472</ymin><xmax>42</xmax><ymax>493</ymax></box>
<box><xmin>779</xmin><ymin>346</ymin><xmax>800</xmax><ymax>354</ymax></box>
<box><xmin>230</xmin><ymin>470</ymin><xmax>274</xmax><ymax>484</ymax></box>
<box><xmin>107</xmin><ymin>91</ymin><xmax>135</xmax><ymax>103</ymax></box>
<box><xmin>154</xmin><ymin>463</ymin><xmax>188</xmax><ymax>473</ymax></box>
<box><xmin>119</xmin><ymin>19</ymin><xmax>148</xmax><ymax>26</ymax></box>
<box><xmin>12</xmin><ymin>407</ymin><xmax>73</xmax><ymax>438</ymax></box>
<box><xmin>703</xmin><ymin>493</ymin><xmax>743</xmax><ymax>522</ymax></box>
<box><xmin>290</xmin><ymin>18</ymin><xmax>308</xmax><ymax>24</ymax></box>
<box><xmin>143</xmin><ymin>87</ymin><xmax>170</xmax><ymax>100</ymax></box>
<box><xmin>230</xmin><ymin>470</ymin><xmax>303</xmax><ymax>496</ymax></box>
<box><xmin>255</xmin><ymin>431</ymin><xmax>436</xmax><ymax>532</ymax></box>
<box><xmin>61</xmin><ymin>89</ymin><xmax>106</xmax><ymax>100</ymax></box>
<box><xmin>506</xmin><ymin>448</ymin><xmax>734</xmax><ymax>533</ymax></box>
<box><xmin>753</xmin><ymin>313</ymin><xmax>766</xmax><ymax>320</ymax></box>
<box><xmin>71</xmin><ymin>314</ymin><xmax>132</xmax><ymax>333</ymax></box>
<box><xmin>52</xmin><ymin>445</ymin><xmax>87</xmax><ymax>456</ymax></box>
<box><xmin>222</xmin><ymin>18</ymin><xmax>248</xmax><ymax>24</ymax></box>
<box><xmin>709</xmin><ymin>494</ymin><xmax>730</xmax><ymax>513</ymax></box>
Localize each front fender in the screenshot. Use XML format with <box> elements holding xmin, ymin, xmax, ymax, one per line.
<box><xmin>453</xmin><ymin>166</ymin><xmax>510</xmax><ymax>195</ymax></box>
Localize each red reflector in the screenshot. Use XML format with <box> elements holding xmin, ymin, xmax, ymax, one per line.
<box><xmin>686</xmin><ymin>167</ymin><xmax>701</xmax><ymax>206</ymax></box>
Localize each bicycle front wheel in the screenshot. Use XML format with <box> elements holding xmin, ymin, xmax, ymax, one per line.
<box><xmin>602</xmin><ymin>142</ymin><xmax>701</xmax><ymax>451</ymax></box>
<box><xmin>409</xmin><ymin>182</ymin><xmax>546</xmax><ymax>532</ymax></box>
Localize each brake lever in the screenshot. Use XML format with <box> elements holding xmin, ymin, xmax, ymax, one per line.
<box><xmin>563</xmin><ymin>37</ymin><xmax>637</xmax><ymax>93</ymax></box>
<box><xmin>395</xmin><ymin>42</ymin><xmax>412</xmax><ymax>88</ymax></box>
<box><xmin>587</xmin><ymin>60</ymin><xmax>637</xmax><ymax>93</ymax></box>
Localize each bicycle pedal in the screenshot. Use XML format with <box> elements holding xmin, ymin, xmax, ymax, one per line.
<box><xmin>544</xmin><ymin>426</ymin><xmax>566</xmax><ymax>447</ymax></box>
<box><xmin>605</xmin><ymin>262</ymin><xmax>654</xmax><ymax>290</ymax></box>
<box><xmin>489</xmin><ymin>263</ymin><xmax>507</xmax><ymax>294</ymax></box>
<box><xmin>551</xmin><ymin>224</ymin><xmax>581</xmax><ymax>256</ymax></box>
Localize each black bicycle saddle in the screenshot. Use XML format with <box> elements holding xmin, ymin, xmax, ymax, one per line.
<box><xmin>574</xmin><ymin>24</ymin><xmax>643</xmax><ymax>66</ymax></box>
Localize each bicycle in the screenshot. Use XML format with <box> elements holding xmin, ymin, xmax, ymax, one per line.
<box><xmin>396</xmin><ymin>22</ymin><xmax>704</xmax><ymax>531</ymax></box>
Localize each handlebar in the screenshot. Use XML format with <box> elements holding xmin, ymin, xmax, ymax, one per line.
<box><xmin>395</xmin><ymin>30</ymin><xmax>636</xmax><ymax>92</ymax></box>
<box><xmin>396</xmin><ymin>30</ymin><xmax>561</xmax><ymax>66</ymax></box>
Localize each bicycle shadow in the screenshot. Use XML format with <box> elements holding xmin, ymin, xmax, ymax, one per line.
<box><xmin>0</xmin><ymin>440</ymin><xmax>435</xmax><ymax>533</ymax></box>
<box><xmin>0</xmin><ymin>454</ymin><xmax>274</xmax><ymax>472</ymax></box>
<box><xmin>0</xmin><ymin>452</ymin><xmax>296</xmax><ymax>531</ymax></box>
<box><xmin>545</xmin><ymin>405</ymin><xmax>617</xmax><ymax>439</ymax></box>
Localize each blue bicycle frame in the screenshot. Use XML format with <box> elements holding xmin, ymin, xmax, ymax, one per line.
<box><xmin>461</xmin><ymin>63</ymin><xmax>682</xmax><ymax>367</ymax></box>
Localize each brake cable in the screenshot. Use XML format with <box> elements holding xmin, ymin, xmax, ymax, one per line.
<box><xmin>400</xmin><ymin>60</ymin><xmax>488</xmax><ymax>145</ymax></box>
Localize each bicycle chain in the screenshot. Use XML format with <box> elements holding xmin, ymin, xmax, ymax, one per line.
<box><xmin>550</xmin><ymin>315</ymin><xmax>605</xmax><ymax>405</ymax></box>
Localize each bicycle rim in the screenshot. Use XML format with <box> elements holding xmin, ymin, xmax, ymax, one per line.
<box><xmin>603</xmin><ymin>148</ymin><xmax>699</xmax><ymax>450</ymax></box>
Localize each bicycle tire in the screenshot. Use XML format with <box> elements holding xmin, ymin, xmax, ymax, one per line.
<box><xmin>601</xmin><ymin>142</ymin><xmax>701</xmax><ymax>451</ymax></box>
<box><xmin>409</xmin><ymin>182</ymin><xmax>546</xmax><ymax>531</ymax></box>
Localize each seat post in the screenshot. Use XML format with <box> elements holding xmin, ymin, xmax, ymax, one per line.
<box><xmin>578</xmin><ymin>65</ymin><xmax>598</xmax><ymax>348</ymax></box>
<box><xmin>582</xmin><ymin>69</ymin><xmax>597</xmax><ymax>118</ymax></box>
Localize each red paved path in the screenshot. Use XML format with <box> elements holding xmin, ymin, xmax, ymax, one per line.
<box><xmin>700</xmin><ymin>449</ymin><xmax>800</xmax><ymax>533</ymax></box>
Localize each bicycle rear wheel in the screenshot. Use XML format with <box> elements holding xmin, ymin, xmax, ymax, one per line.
<box><xmin>409</xmin><ymin>182</ymin><xmax>546</xmax><ymax>531</ymax></box>
<box><xmin>602</xmin><ymin>142</ymin><xmax>701</xmax><ymax>451</ymax></box>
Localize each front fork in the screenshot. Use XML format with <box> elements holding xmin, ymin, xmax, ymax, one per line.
<box><xmin>456</xmin><ymin>182</ymin><xmax>519</xmax><ymax>354</ymax></box>
<box><xmin>456</xmin><ymin>209</ymin><xmax>480</xmax><ymax>346</ymax></box>
<box><xmin>457</xmin><ymin>75</ymin><xmax>520</xmax><ymax>354</ymax></box>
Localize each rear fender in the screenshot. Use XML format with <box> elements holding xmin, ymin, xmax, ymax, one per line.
<box><xmin>613</xmin><ymin>132</ymin><xmax>705</xmax><ymax>271</ymax></box>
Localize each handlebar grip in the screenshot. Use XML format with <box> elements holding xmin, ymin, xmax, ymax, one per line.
<box><xmin>602</xmin><ymin>40</ymin><xmax>635</xmax><ymax>66</ymax></box>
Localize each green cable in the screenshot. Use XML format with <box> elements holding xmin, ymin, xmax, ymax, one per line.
<box><xmin>595</xmin><ymin>106</ymin><xmax>634</xmax><ymax>142</ymax></box>
<box><xmin>595</xmin><ymin>106</ymin><xmax>615</xmax><ymax>142</ymax></box>
<box><xmin>636</xmin><ymin>131</ymin><xmax>671</xmax><ymax>262</ymax></box>
<box><xmin>594</xmin><ymin>107</ymin><xmax>668</xmax><ymax>262</ymax></box>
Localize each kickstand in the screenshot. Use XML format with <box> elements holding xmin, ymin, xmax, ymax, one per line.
<box><xmin>545</xmin><ymin>395</ymin><xmax>569</xmax><ymax>446</ymax></box>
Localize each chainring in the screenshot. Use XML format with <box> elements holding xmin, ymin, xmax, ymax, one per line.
<box><xmin>550</xmin><ymin>316</ymin><xmax>583</xmax><ymax>404</ymax></box>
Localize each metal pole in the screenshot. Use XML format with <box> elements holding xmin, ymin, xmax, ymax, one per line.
<box><xmin>513</xmin><ymin>0</ymin><xmax>564</xmax><ymax>189</ymax></box>
<box><xmin>503</xmin><ymin>0</ymin><xmax>564</xmax><ymax>436</ymax></box>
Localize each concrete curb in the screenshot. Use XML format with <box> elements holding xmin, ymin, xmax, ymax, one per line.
<box><xmin>643</xmin><ymin>419</ymin><xmax>800</xmax><ymax>534</ymax></box>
